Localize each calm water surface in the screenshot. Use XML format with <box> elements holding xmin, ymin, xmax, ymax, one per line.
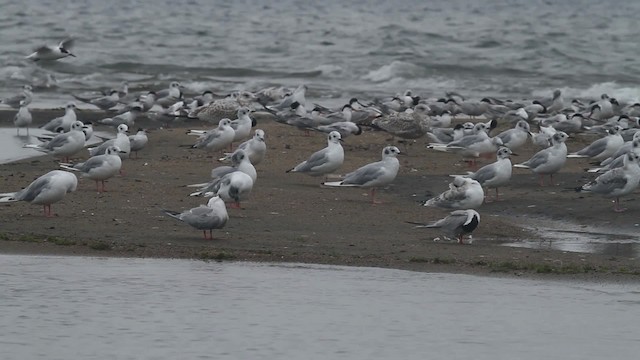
<box><xmin>1</xmin><ymin>255</ymin><xmax>638</xmax><ymax>360</ymax></box>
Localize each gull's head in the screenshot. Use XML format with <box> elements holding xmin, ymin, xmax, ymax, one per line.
<box><xmin>65</xmin><ymin>102</ymin><xmax>77</xmax><ymax>110</ymax></box>
<box><xmin>382</xmin><ymin>146</ymin><xmax>401</xmax><ymax>158</ymax></box>
<box><xmin>71</xmin><ymin>121</ymin><xmax>84</xmax><ymax>131</ymax></box>
<box><xmin>105</xmin><ymin>146</ymin><xmax>123</xmax><ymax>155</ymax></box>
<box><xmin>328</xmin><ymin>131</ymin><xmax>342</xmax><ymax>143</ymax></box>
<box><xmin>496</xmin><ymin>146</ymin><xmax>513</xmax><ymax>159</ymax></box>
<box><xmin>231</xmin><ymin>149</ymin><xmax>248</xmax><ymax>165</ymax></box>
<box><xmin>254</xmin><ymin>129</ymin><xmax>265</xmax><ymax>141</ymax></box>
<box><xmin>117</xmin><ymin>124</ymin><xmax>129</xmax><ymax>133</ymax></box>
<box><xmin>237</xmin><ymin>107</ymin><xmax>251</xmax><ymax>118</ymax></box>
<box><xmin>219</xmin><ymin>118</ymin><xmax>232</xmax><ymax>127</ymax></box>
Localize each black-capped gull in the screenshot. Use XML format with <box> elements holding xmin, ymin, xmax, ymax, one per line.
<box><xmin>408</xmin><ymin>209</ymin><xmax>480</xmax><ymax>244</ymax></box>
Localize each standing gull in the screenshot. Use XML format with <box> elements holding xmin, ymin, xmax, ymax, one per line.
<box><xmin>60</xmin><ymin>146</ymin><xmax>124</xmax><ymax>192</ymax></box>
<box><xmin>190</xmin><ymin>119</ymin><xmax>235</xmax><ymax>154</ymax></box>
<box><xmin>89</xmin><ymin>124</ymin><xmax>131</xmax><ymax>159</ymax></box>
<box><xmin>14</xmin><ymin>100</ymin><xmax>32</xmax><ymax>136</ymax></box>
<box><xmin>514</xmin><ymin>131</ymin><xmax>569</xmax><ymax>186</ymax></box>
<box><xmin>128</xmin><ymin>128</ymin><xmax>149</xmax><ymax>159</ymax></box>
<box><xmin>408</xmin><ymin>209</ymin><xmax>480</xmax><ymax>244</ymax></box>
<box><xmin>456</xmin><ymin>147</ymin><xmax>513</xmax><ymax>201</ymax></box>
<box><xmin>567</xmin><ymin>126</ymin><xmax>624</xmax><ymax>162</ymax></box>
<box><xmin>286</xmin><ymin>131</ymin><xmax>344</xmax><ymax>180</ymax></box>
<box><xmin>575</xmin><ymin>151</ymin><xmax>640</xmax><ymax>212</ymax></box>
<box><xmin>219</xmin><ymin>129</ymin><xmax>267</xmax><ymax>166</ymax></box>
<box><xmin>0</xmin><ymin>170</ymin><xmax>78</xmax><ymax>217</ymax></box>
<box><xmin>163</xmin><ymin>196</ymin><xmax>229</xmax><ymax>240</ymax></box>
<box><xmin>24</xmin><ymin>120</ymin><xmax>86</xmax><ymax>162</ymax></box>
<box><xmin>323</xmin><ymin>146</ymin><xmax>401</xmax><ymax>204</ymax></box>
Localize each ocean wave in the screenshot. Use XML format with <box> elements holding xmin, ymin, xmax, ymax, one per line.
<box><xmin>362</xmin><ymin>61</ymin><xmax>422</xmax><ymax>82</ymax></box>
<box><xmin>532</xmin><ymin>82</ymin><xmax>640</xmax><ymax>103</ymax></box>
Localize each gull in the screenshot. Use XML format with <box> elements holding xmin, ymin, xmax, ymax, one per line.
<box><xmin>587</xmin><ymin>136</ymin><xmax>640</xmax><ymax>173</ymax></box>
<box><xmin>322</xmin><ymin>146</ymin><xmax>401</xmax><ymax>204</ymax></box>
<box><xmin>128</xmin><ymin>128</ymin><xmax>149</xmax><ymax>159</ymax></box>
<box><xmin>163</xmin><ymin>196</ymin><xmax>229</xmax><ymax>240</ymax></box>
<box><xmin>155</xmin><ymin>81</ymin><xmax>183</xmax><ymax>108</ymax></box>
<box><xmin>567</xmin><ymin>125</ymin><xmax>624</xmax><ymax>162</ymax></box>
<box><xmin>313</xmin><ymin>121</ymin><xmax>362</xmax><ymax>138</ymax></box>
<box><xmin>454</xmin><ymin>98</ymin><xmax>490</xmax><ymax>118</ymax></box>
<box><xmin>190</xmin><ymin>91</ymin><xmax>256</xmax><ymax>122</ymax></box>
<box><xmin>369</xmin><ymin>104</ymin><xmax>430</xmax><ymax>140</ymax></box>
<box><xmin>25</xmin><ymin>38</ymin><xmax>76</xmax><ymax>61</ymax></box>
<box><xmin>14</xmin><ymin>100</ymin><xmax>32</xmax><ymax>136</ymax></box>
<box><xmin>407</xmin><ymin>209</ymin><xmax>480</xmax><ymax>244</ymax></box>
<box><xmin>514</xmin><ymin>131</ymin><xmax>569</xmax><ymax>186</ymax></box>
<box><xmin>590</xmin><ymin>132</ymin><xmax>640</xmax><ymax>170</ymax></box>
<box><xmin>219</xmin><ymin>129</ymin><xmax>267</xmax><ymax>166</ymax></box>
<box><xmin>1</xmin><ymin>85</ymin><xmax>33</xmax><ymax>108</ymax></box>
<box><xmin>0</xmin><ymin>170</ymin><xmax>77</xmax><ymax>217</ymax></box>
<box><xmin>428</xmin><ymin>133</ymin><xmax>504</xmax><ymax>167</ymax></box>
<box><xmin>264</xmin><ymin>84</ymin><xmax>307</xmax><ymax>111</ymax></box>
<box><xmin>576</xmin><ymin>151</ymin><xmax>640</xmax><ymax>212</ymax></box>
<box><xmin>60</xmin><ymin>145</ymin><xmax>124</xmax><ymax>192</ymax></box>
<box><xmin>496</xmin><ymin>120</ymin><xmax>531</xmax><ymax>150</ymax></box>
<box><xmin>40</xmin><ymin>102</ymin><xmax>77</xmax><ymax>132</ymax></box>
<box><xmin>426</xmin><ymin>123</ymin><xmax>472</xmax><ymax>144</ymax></box>
<box><xmin>286</xmin><ymin>131</ymin><xmax>344</xmax><ymax>180</ymax></box>
<box><xmin>530</xmin><ymin>124</ymin><xmax>557</xmax><ymax>148</ymax></box>
<box><xmin>422</xmin><ymin>176</ymin><xmax>484</xmax><ymax>210</ymax></box>
<box><xmin>81</xmin><ymin>122</ymin><xmax>94</xmax><ymax>141</ymax></box>
<box><xmin>588</xmin><ymin>96</ymin><xmax>618</xmax><ymax>122</ymax></box>
<box><xmin>455</xmin><ymin>147</ymin><xmax>513</xmax><ymax>201</ymax></box>
<box><xmin>230</xmin><ymin>107</ymin><xmax>255</xmax><ymax>145</ymax></box>
<box><xmin>188</xmin><ymin>150</ymin><xmax>257</xmax><ymax>198</ymax></box>
<box><xmin>427</xmin><ymin>110</ymin><xmax>452</xmax><ymax>128</ymax></box>
<box><xmin>73</xmin><ymin>90</ymin><xmax>120</xmax><ymax>111</ymax></box>
<box><xmin>88</xmin><ymin>124</ymin><xmax>130</xmax><ymax>159</ymax></box>
<box><xmin>548</xmin><ymin>113</ymin><xmax>583</xmax><ymax>134</ymax></box>
<box><xmin>209</xmin><ymin>170</ymin><xmax>254</xmax><ymax>208</ymax></box>
<box><xmin>542</xmin><ymin>89</ymin><xmax>564</xmax><ymax>114</ymax></box>
<box><xmin>190</xmin><ymin>119</ymin><xmax>235</xmax><ymax>153</ymax></box>
<box><xmin>98</xmin><ymin>105</ymin><xmax>143</xmax><ymax>127</ymax></box>
<box><xmin>24</xmin><ymin>121</ymin><xmax>86</xmax><ymax>162</ymax></box>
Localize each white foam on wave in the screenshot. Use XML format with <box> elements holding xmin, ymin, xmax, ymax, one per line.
<box><xmin>532</xmin><ymin>82</ymin><xmax>640</xmax><ymax>104</ymax></box>
<box><xmin>369</xmin><ymin>76</ymin><xmax>459</xmax><ymax>98</ymax></box>
<box><xmin>314</xmin><ymin>64</ymin><xmax>344</xmax><ymax>77</ymax></box>
<box><xmin>362</xmin><ymin>60</ymin><xmax>421</xmax><ymax>82</ymax></box>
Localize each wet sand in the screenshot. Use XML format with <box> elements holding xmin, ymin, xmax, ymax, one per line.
<box><xmin>1</xmin><ymin>108</ymin><xmax>639</xmax><ymax>281</ymax></box>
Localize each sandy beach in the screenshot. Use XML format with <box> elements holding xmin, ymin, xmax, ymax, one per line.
<box><xmin>1</xmin><ymin>108</ymin><xmax>639</xmax><ymax>281</ymax></box>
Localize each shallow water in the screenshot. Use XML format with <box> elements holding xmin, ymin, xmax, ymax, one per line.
<box><xmin>0</xmin><ymin>127</ymin><xmax>108</xmax><ymax>164</ymax></box>
<box><xmin>1</xmin><ymin>255</ymin><xmax>638</xmax><ymax>360</ymax></box>
<box><xmin>2</xmin><ymin>0</ymin><xmax>640</xmax><ymax>108</ymax></box>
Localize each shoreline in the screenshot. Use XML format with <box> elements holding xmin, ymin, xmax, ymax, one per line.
<box><xmin>1</xmin><ymin>109</ymin><xmax>639</xmax><ymax>282</ymax></box>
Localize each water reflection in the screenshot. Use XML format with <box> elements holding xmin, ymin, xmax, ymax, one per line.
<box><xmin>0</xmin><ymin>127</ymin><xmax>107</xmax><ymax>164</ymax></box>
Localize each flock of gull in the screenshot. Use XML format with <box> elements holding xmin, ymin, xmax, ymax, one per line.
<box><xmin>2</xmin><ymin>41</ymin><xmax>640</xmax><ymax>243</ymax></box>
